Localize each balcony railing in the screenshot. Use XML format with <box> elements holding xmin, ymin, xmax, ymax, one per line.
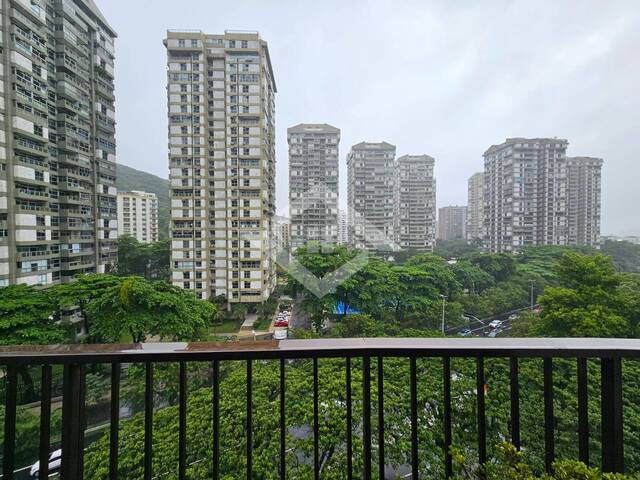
<box><xmin>0</xmin><ymin>338</ymin><xmax>637</xmax><ymax>479</ymax></box>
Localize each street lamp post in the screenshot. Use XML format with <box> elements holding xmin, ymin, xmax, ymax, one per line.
<box><xmin>440</xmin><ymin>294</ymin><xmax>447</xmax><ymax>336</ymax></box>
<box><xmin>530</xmin><ymin>280</ymin><xmax>535</xmax><ymax>310</ymax></box>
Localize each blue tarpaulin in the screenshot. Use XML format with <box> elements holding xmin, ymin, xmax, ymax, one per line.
<box><xmin>334</xmin><ymin>302</ymin><xmax>361</xmax><ymax>315</ymax></box>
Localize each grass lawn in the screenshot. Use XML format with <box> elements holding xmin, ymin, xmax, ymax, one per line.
<box><xmin>208</xmin><ymin>318</ymin><xmax>242</xmax><ymax>336</ymax></box>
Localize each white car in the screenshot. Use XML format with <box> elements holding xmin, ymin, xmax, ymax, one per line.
<box><xmin>30</xmin><ymin>449</ymin><xmax>62</xmax><ymax>478</ymax></box>
<box><xmin>274</xmin><ymin>329</ymin><xmax>288</xmax><ymax>340</ymax></box>
<box><xmin>489</xmin><ymin>320</ymin><xmax>502</xmax><ymax>329</ymax></box>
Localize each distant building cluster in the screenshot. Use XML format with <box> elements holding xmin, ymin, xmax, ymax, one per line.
<box><xmin>480</xmin><ymin>138</ymin><xmax>602</xmax><ymax>252</ymax></box>
<box><xmin>116</xmin><ymin>191</ymin><xmax>159</xmax><ymax>243</ymax></box>
<box><xmin>0</xmin><ymin>12</ymin><xmax>609</xmax><ymax>309</ymax></box>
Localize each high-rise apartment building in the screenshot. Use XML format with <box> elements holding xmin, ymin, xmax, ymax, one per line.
<box><xmin>483</xmin><ymin>138</ymin><xmax>568</xmax><ymax>252</ymax></box>
<box><xmin>117</xmin><ymin>191</ymin><xmax>158</xmax><ymax>243</ymax></box>
<box><xmin>337</xmin><ymin>209</ymin><xmax>348</xmax><ymax>246</ymax></box>
<box><xmin>287</xmin><ymin>123</ymin><xmax>339</xmax><ymax>249</ymax></box>
<box><xmin>394</xmin><ymin>155</ymin><xmax>436</xmax><ymax>250</ymax></box>
<box><xmin>567</xmin><ymin>156</ymin><xmax>603</xmax><ymax>247</ymax></box>
<box><xmin>273</xmin><ymin>214</ymin><xmax>290</xmax><ymax>252</ymax></box>
<box><xmin>0</xmin><ymin>0</ymin><xmax>117</xmax><ymax>288</ymax></box>
<box><xmin>347</xmin><ymin>142</ymin><xmax>395</xmax><ymax>250</ymax></box>
<box><xmin>467</xmin><ymin>172</ymin><xmax>484</xmax><ymax>241</ymax></box>
<box><xmin>438</xmin><ymin>206</ymin><xmax>467</xmax><ymax>240</ymax></box>
<box><xmin>164</xmin><ymin>30</ymin><xmax>276</xmax><ymax>303</ymax></box>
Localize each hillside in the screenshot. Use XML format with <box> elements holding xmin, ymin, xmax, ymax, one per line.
<box><xmin>115</xmin><ymin>163</ymin><xmax>170</xmax><ymax>239</ymax></box>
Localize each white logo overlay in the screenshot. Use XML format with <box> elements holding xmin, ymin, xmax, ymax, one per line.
<box><xmin>274</xmin><ymin>184</ymin><xmax>399</xmax><ymax>298</ymax></box>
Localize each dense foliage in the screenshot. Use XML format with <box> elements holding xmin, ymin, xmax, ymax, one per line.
<box><xmin>117</xmin><ymin>235</ymin><xmax>170</xmax><ymax>281</ymax></box>
<box><xmin>0</xmin><ymin>285</ymin><xmax>66</xmax><ymax>345</ymax></box>
<box><xmin>86</xmin><ymin>276</ymin><xmax>215</xmax><ymax>342</ymax></box>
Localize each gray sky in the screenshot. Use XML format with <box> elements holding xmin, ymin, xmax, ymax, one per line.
<box><xmin>98</xmin><ymin>0</ymin><xmax>640</xmax><ymax>236</ymax></box>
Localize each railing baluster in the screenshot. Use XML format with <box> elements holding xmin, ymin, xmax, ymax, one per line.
<box><xmin>577</xmin><ymin>357</ymin><xmax>589</xmax><ymax>466</ymax></box>
<box><xmin>247</xmin><ymin>359</ymin><xmax>253</xmax><ymax>479</ymax></box>
<box><xmin>179</xmin><ymin>361</ymin><xmax>187</xmax><ymax>480</ymax></box>
<box><xmin>61</xmin><ymin>363</ymin><xmax>86</xmax><ymax>480</ymax></box>
<box><xmin>39</xmin><ymin>365</ymin><xmax>52</xmax><ymax>480</ymax></box>
<box><xmin>313</xmin><ymin>357</ymin><xmax>320</xmax><ymax>480</ymax></box>
<box><xmin>377</xmin><ymin>355</ymin><xmax>385</xmax><ymax>480</ymax></box>
<box><xmin>346</xmin><ymin>357</ymin><xmax>353</xmax><ymax>480</ymax></box>
<box><xmin>212</xmin><ymin>359</ymin><xmax>220</xmax><ymax>480</ymax></box>
<box><xmin>2</xmin><ymin>365</ymin><xmax>17</xmax><ymax>480</ymax></box>
<box><xmin>109</xmin><ymin>362</ymin><xmax>120</xmax><ymax>480</ymax></box>
<box><xmin>280</xmin><ymin>358</ymin><xmax>286</xmax><ymax>480</ymax></box>
<box><xmin>601</xmin><ymin>357</ymin><xmax>624</xmax><ymax>473</ymax></box>
<box><xmin>144</xmin><ymin>362</ymin><xmax>153</xmax><ymax>480</ymax></box>
<box><xmin>544</xmin><ymin>358</ymin><xmax>555</xmax><ymax>472</ymax></box>
<box><xmin>443</xmin><ymin>357</ymin><xmax>452</xmax><ymax>478</ymax></box>
<box><xmin>363</xmin><ymin>355</ymin><xmax>372</xmax><ymax>480</ymax></box>
<box><xmin>410</xmin><ymin>357</ymin><xmax>418</xmax><ymax>479</ymax></box>
<box><xmin>476</xmin><ymin>357</ymin><xmax>486</xmax><ymax>466</ymax></box>
<box><xmin>509</xmin><ymin>357</ymin><xmax>520</xmax><ymax>450</ymax></box>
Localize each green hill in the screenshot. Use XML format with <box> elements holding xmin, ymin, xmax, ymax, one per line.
<box><xmin>115</xmin><ymin>163</ymin><xmax>170</xmax><ymax>239</ymax></box>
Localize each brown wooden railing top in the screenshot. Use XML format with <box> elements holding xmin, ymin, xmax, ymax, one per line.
<box><xmin>1</xmin><ymin>337</ymin><xmax>640</xmax><ymax>364</ymax></box>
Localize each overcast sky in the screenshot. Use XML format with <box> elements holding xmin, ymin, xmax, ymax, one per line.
<box><xmin>98</xmin><ymin>0</ymin><xmax>640</xmax><ymax>236</ymax></box>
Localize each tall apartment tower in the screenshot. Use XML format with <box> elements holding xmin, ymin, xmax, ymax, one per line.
<box><xmin>117</xmin><ymin>191</ymin><xmax>159</xmax><ymax>243</ymax></box>
<box><xmin>337</xmin><ymin>209</ymin><xmax>348</xmax><ymax>246</ymax></box>
<box><xmin>164</xmin><ymin>30</ymin><xmax>276</xmax><ymax>303</ymax></box>
<box><xmin>287</xmin><ymin>123</ymin><xmax>339</xmax><ymax>249</ymax></box>
<box><xmin>567</xmin><ymin>156</ymin><xmax>603</xmax><ymax>247</ymax></box>
<box><xmin>467</xmin><ymin>172</ymin><xmax>484</xmax><ymax>241</ymax></box>
<box><xmin>0</xmin><ymin>0</ymin><xmax>117</xmax><ymax>288</ymax></box>
<box><xmin>394</xmin><ymin>155</ymin><xmax>436</xmax><ymax>250</ymax></box>
<box><xmin>438</xmin><ymin>206</ymin><xmax>467</xmax><ymax>240</ymax></box>
<box><xmin>483</xmin><ymin>138</ymin><xmax>568</xmax><ymax>252</ymax></box>
<box><xmin>347</xmin><ymin>142</ymin><xmax>395</xmax><ymax>250</ymax></box>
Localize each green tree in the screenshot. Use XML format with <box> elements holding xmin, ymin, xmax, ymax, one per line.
<box><xmin>86</xmin><ymin>277</ymin><xmax>215</xmax><ymax>342</ymax></box>
<box><xmin>535</xmin><ymin>253</ymin><xmax>634</xmax><ymax>337</ymax></box>
<box><xmin>0</xmin><ymin>285</ymin><xmax>65</xmax><ymax>345</ymax></box>
<box><xmin>49</xmin><ymin>274</ymin><xmax>121</xmax><ymax>340</ymax></box>
<box><xmin>117</xmin><ymin>235</ymin><xmax>170</xmax><ymax>280</ymax></box>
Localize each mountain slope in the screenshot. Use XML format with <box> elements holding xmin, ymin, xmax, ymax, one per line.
<box><xmin>115</xmin><ymin>163</ymin><xmax>170</xmax><ymax>239</ymax></box>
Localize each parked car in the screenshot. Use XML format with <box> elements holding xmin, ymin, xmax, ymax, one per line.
<box><xmin>489</xmin><ymin>320</ymin><xmax>502</xmax><ymax>329</ymax></box>
<box><xmin>274</xmin><ymin>319</ymin><xmax>289</xmax><ymax>327</ymax></box>
<box><xmin>30</xmin><ymin>449</ymin><xmax>62</xmax><ymax>478</ymax></box>
<box><xmin>458</xmin><ymin>328</ymin><xmax>472</xmax><ymax>337</ymax></box>
<box><xmin>274</xmin><ymin>329</ymin><xmax>288</xmax><ymax>340</ymax></box>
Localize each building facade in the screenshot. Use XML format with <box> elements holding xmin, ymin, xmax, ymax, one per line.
<box><xmin>567</xmin><ymin>156</ymin><xmax>603</xmax><ymax>247</ymax></box>
<box><xmin>483</xmin><ymin>138</ymin><xmax>568</xmax><ymax>252</ymax></box>
<box><xmin>287</xmin><ymin>123</ymin><xmax>339</xmax><ymax>249</ymax></box>
<box><xmin>467</xmin><ymin>172</ymin><xmax>484</xmax><ymax>242</ymax></box>
<box><xmin>337</xmin><ymin>209</ymin><xmax>348</xmax><ymax>246</ymax></box>
<box><xmin>273</xmin><ymin>214</ymin><xmax>290</xmax><ymax>252</ymax></box>
<box><xmin>117</xmin><ymin>191</ymin><xmax>158</xmax><ymax>243</ymax></box>
<box><xmin>164</xmin><ymin>30</ymin><xmax>276</xmax><ymax>303</ymax></box>
<box><xmin>0</xmin><ymin>0</ymin><xmax>117</xmax><ymax>288</ymax></box>
<box><xmin>394</xmin><ymin>154</ymin><xmax>436</xmax><ymax>250</ymax></box>
<box><xmin>347</xmin><ymin>142</ymin><xmax>396</xmax><ymax>250</ymax></box>
<box><xmin>438</xmin><ymin>206</ymin><xmax>467</xmax><ymax>241</ymax></box>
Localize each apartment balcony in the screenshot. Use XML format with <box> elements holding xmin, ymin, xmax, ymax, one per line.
<box><xmin>0</xmin><ymin>338</ymin><xmax>634</xmax><ymax>479</ymax></box>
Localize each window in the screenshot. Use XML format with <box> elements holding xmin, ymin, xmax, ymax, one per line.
<box><xmin>180</xmin><ymin>63</ymin><xmax>187</xmax><ymax>71</ymax></box>
<box><xmin>191</xmin><ymin>39</ymin><xmax>198</xmax><ymax>47</ymax></box>
<box><xmin>178</xmin><ymin>39</ymin><xmax>185</xmax><ymax>47</ymax></box>
<box><xmin>244</xmin><ymin>281</ymin><xmax>251</xmax><ymax>289</ymax></box>
<box><xmin>241</xmin><ymin>40</ymin><xmax>248</xmax><ymax>48</ymax></box>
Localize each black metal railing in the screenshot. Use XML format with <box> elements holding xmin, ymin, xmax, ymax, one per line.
<box><xmin>1</xmin><ymin>337</ymin><xmax>638</xmax><ymax>479</ymax></box>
